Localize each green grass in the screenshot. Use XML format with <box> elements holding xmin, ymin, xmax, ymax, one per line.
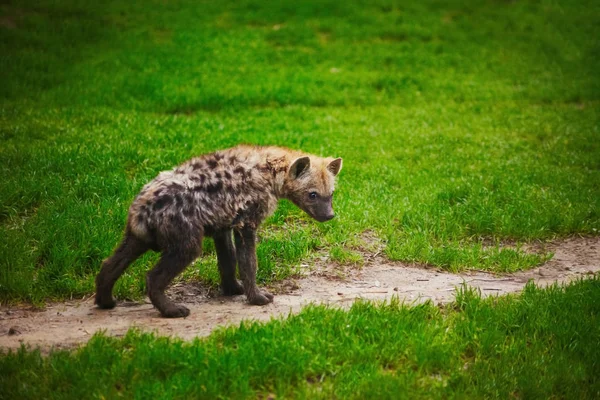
<box><xmin>1</xmin><ymin>0</ymin><xmax>599</xmax><ymax>302</ymax></box>
<box><xmin>2</xmin><ymin>277</ymin><xmax>599</xmax><ymax>398</ymax></box>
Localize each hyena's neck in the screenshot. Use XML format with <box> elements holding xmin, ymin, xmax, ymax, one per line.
<box><xmin>271</xmin><ymin>170</ymin><xmax>288</xmax><ymax>199</ymax></box>
<box><xmin>255</xmin><ymin>147</ymin><xmax>299</xmax><ymax>200</ymax></box>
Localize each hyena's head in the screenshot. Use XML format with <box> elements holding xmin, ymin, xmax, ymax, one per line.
<box><xmin>283</xmin><ymin>156</ymin><xmax>343</xmax><ymax>222</ymax></box>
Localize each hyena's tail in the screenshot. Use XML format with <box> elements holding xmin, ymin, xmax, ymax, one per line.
<box><xmin>95</xmin><ymin>230</ymin><xmax>150</xmax><ymax>309</ymax></box>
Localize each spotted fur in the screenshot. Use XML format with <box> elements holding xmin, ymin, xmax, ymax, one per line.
<box><xmin>95</xmin><ymin>145</ymin><xmax>343</xmax><ymax>318</ymax></box>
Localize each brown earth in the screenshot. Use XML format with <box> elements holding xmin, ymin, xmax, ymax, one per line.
<box><xmin>1</xmin><ymin>236</ymin><xmax>598</xmax><ymax>353</ymax></box>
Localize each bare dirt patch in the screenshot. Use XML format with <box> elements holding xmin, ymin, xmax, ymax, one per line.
<box><xmin>1</xmin><ymin>236</ymin><xmax>598</xmax><ymax>353</ymax></box>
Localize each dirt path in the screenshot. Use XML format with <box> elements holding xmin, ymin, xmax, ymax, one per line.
<box><xmin>1</xmin><ymin>237</ymin><xmax>598</xmax><ymax>352</ymax></box>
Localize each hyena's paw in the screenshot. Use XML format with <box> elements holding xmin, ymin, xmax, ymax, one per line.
<box><xmin>95</xmin><ymin>294</ymin><xmax>117</xmax><ymax>309</ymax></box>
<box><xmin>160</xmin><ymin>303</ymin><xmax>190</xmax><ymax>318</ymax></box>
<box><xmin>222</xmin><ymin>280</ymin><xmax>245</xmax><ymax>296</ymax></box>
<box><xmin>249</xmin><ymin>291</ymin><xmax>274</xmax><ymax>306</ymax></box>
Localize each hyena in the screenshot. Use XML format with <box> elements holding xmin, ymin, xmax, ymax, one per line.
<box><xmin>95</xmin><ymin>145</ymin><xmax>343</xmax><ymax>318</ymax></box>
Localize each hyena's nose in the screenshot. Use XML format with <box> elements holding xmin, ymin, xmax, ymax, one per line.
<box><xmin>322</xmin><ymin>213</ymin><xmax>335</xmax><ymax>222</ymax></box>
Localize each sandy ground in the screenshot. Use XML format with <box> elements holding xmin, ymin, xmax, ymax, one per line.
<box><xmin>1</xmin><ymin>236</ymin><xmax>598</xmax><ymax>353</ymax></box>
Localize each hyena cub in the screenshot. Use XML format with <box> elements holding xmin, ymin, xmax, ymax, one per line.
<box><xmin>95</xmin><ymin>145</ymin><xmax>342</xmax><ymax>318</ymax></box>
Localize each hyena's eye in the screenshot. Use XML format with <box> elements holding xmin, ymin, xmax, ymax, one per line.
<box><xmin>309</xmin><ymin>192</ymin><xmax>318</xmax><ymax>200</ymax></box>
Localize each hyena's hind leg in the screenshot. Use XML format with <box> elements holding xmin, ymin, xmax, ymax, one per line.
<box><xmin>95</xmin><ymin>231</ymin><xmax>150</xmax><ymax>309</ymax></box>
<box><xmin>213</xmin><ymin>229</ymin><xmax>244</xmax><ymax>296</ymax></box>
<box><xmin>146</xmin><ymin>244</ymin><xmax>201</xmax><ymax>318</ymax></box>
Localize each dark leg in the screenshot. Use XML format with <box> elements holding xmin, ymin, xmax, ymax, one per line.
<box><xmin>146</xmin><ymin>246</ymin><xmax>200</xmax><ymax>318</ymax></box>
<box><xmin>95</xmin><ymin>232</ymin><xmax>149</xmax><ymax>309</ymax></box>
<box><xmin>214</xmin><ymin>229</ymin><xmax>244</xmax><ymax>296</ymax></box>
<box><xmin>234</xmin><ymin>227</ymin><xmax>273</xmax><ymax>305</ymax></box>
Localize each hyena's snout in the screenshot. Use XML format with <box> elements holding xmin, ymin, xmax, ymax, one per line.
<box><xmin>317</xmin><ymin>213</ymin><xmax>335</xmax><ymax>222</ymax></box>
<box><xmin>313</xmin><ymin>200</ymin><xmax>335</xmax><ymax>222</ymax></box>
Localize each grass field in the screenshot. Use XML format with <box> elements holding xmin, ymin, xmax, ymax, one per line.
<box><xmin>2</xmin><ymin>278</ymin><xmax>599</xmax><ymax>398</ymax></box>
<box><xmin>1</xmin><ymin>0</ymin><xmax>598</xmax><ymax>303</ymax></box>
<box><xmin>1</xmin><ymin>0</ymin><xmax>599</xmax><ymax>397</ymax></box>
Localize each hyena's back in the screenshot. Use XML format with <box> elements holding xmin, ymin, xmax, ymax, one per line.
<box><xmin>127</xmin><ymin>146</ymin><xmax>286</xmax><ymax>248</ymax></box>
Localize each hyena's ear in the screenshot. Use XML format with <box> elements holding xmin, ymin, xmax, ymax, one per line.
<box><xmin>327</xmin><ymin>158</ymin><xmax>343</xmax><ymax>176</ymax></box>
<box><xmin>288</xmin><ymin>156</ymin><xmax>311</xmax><ymax>179</ymax></box>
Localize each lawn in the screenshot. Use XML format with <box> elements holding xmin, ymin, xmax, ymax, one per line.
<box><xmin>1</xmin><ymin>0</ymin><xmax>598</xmax><ymax>303</ymax></box>
<box><xmin>2</xmin><ymin>278</ymin><xmax>599</xmax><ymax>399</ymax></box>
<box><xmin>1</xmin><ymin>0</ymin><xmax>599</xmax><ymax>397</ymax></box>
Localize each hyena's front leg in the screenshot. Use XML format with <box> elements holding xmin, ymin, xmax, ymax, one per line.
<box><xmin>213</xmin><ymin>229</ymin><xmax>244</xmax><ymax>296</ymax></box>
<box><xmin>233</xmin><ymin>227</ymin><xmax>274</xmax><ymax>305</ymax></box>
